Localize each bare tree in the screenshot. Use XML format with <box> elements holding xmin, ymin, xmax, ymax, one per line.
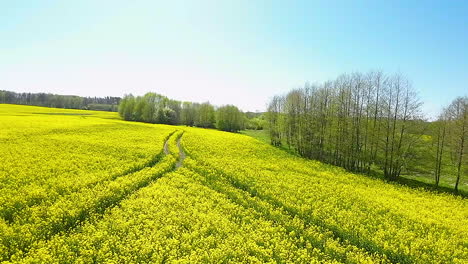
<box><xmin>445</xmin><ymin>96</ymin><xmax>467</xmax><ymax>192</ymax></box>
<box><xmin>433</xmin><ymin>113</ymin><xmax>447</xmax><ymax>186</ymax></box>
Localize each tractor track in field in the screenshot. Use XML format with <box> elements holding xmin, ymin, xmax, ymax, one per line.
<box><xmin>184</xmin><ymin>159</ymin><xmax>412</xmax><ymax>264</ymax></box>
<box><xmin>164</xmin><ymin>134</ymin><xmax>171</xmax><ymax>155</ymax></box>
<box><xmin>0</xmin><ymin>131</ymin><xmax>177</xmax><ymax>225</ymax></box>
<box><xmin>2</xmin><ymin>130</ymin><xmax>186</xmax><ymax>262</ymax></box>
<box><xmin>183</xmin><ymin>162</ymin><xmax>353</xmax><ymax>263</ymax></box>
<box><xmin>175</xmin><ymin>132</ymin><xmax>186</xmax><ymax>169</ymax></box>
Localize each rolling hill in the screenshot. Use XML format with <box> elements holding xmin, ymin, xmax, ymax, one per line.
<box><xmin>0</xmin><ymin>104</ymin><xmax>466</xmax><ymax>263</ymax></box>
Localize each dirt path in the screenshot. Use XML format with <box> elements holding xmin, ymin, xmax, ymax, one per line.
<box><xmin>164</xmin><ymin>138</ymin><xmax>170</xmax><ymax>155</ymax></box>
<box><xmin>175</xmin><ymin>134</ymin><xmax>186</xmax><ymax>169</ymax></box>
<box><xmin>163</xmin><ymin>131</ymin><xmax>185</xmax><ymax>168</ymax></box>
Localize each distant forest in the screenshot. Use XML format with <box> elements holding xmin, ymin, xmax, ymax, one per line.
<box><xmin>267</xmin><ymin>71</ymin><xmax>467</xmax><ymax>192</ymax></box>
<box><xmin>118</xmin><ymin>93</ymin><xmax>265</xmax><ymax>132</ymax></box>
<box><xmin>0</xmin><ymin>90</ymin><xmax>265</xmax><ymax>133</ymax></box>
<box><xmin>0</xmin><ymin>90</ymin><xmax>120</xmax><ymax>111</ymax></box>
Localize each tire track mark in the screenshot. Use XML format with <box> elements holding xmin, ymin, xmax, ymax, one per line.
<box><xmin>184</xmin><ymin>158</ymin><xmax>411</xmax><ymax>264</ymax></box>
<box><xmin>2</xmin><ymin>131</ymin><xmax>181</xmax><ymax>262</ymax></box>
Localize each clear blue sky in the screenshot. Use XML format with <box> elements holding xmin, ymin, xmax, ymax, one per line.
<box><xmin>1</xmin><ymin>0</ymin><xmax>467</xmax><ymax>116</ymax></box>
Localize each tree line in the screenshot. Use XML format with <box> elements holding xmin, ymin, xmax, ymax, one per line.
<box><xmin>0</xmin><ymin>90</ymin><xmax>120</xmax><ymax>111</ymax></box>
<box><xmin>267</xmin><ymin>71</ymin><xmax>467</xmax><ymax>191</ymax></box>
<box><xmin>0</xmin><ymin>90</ymin><xmax>266</xmax><ymax>132</ymax></box>
<box><xmin>118</xmin><ymin>92</ymin><xmax>259</xmax><ymax>132</ymax></box>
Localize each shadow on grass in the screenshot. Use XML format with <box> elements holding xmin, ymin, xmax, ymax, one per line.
<box><xmin>394</xmin><ymin>176</ymin><xmax>467</xmax><ymax>198</ymax></box>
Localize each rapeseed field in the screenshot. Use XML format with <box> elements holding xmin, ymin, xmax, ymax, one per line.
<box><xmin>0</xmin><ymin>105</ymin><xmax>466</xmax><ymax>263</ymax></box>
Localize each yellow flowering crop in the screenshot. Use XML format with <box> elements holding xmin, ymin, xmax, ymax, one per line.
<box><xmin>0</xmin><ymin>105</ymin><xmax>467</xmax><ymax>263</ymax></box>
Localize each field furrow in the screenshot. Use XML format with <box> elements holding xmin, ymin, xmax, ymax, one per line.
<box><xmin>0</xmin><ymin>117</ymin><xmax>183</xmax><ymax>261</ymax></box>
<box><xmin>183</xmin><ymin>157</ymin><xmax>389</xmax><ymax>263</ymax></box>
<box><xmin>182</xmin><ymin>128</ymin><xmax>468</xmax><ymax>263</ymax></box>
<box><xmin>17</xmin><ymin>168</ymin><xmax>328</xmax><ymax>263</ymax></box>
<box><xmin>0</xmin><ymin>120</ymin><xmax>175</xmax><ymax>223</ymax></box>
<box><xmin>1</xmin><ymin>105</ymin><xmax>466</xmax><ymax>263</ymax></box>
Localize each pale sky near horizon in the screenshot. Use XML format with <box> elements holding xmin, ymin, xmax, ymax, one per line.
<box><xmin>1</xmin><ymin>0</ymin><xmax>467</xmax><ymax>116</ymax></box>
